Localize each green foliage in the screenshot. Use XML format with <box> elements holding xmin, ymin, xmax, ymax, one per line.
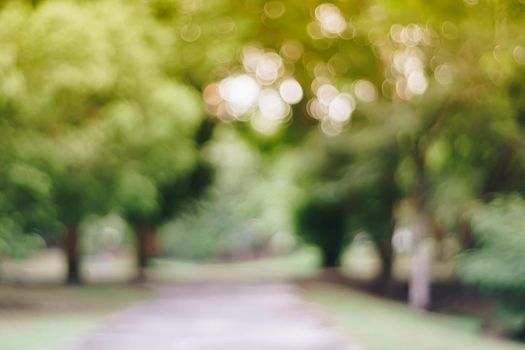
<box><xmin>0</xmin><ymin>218</ymin><xmax>44</xmax><ymax>259</ymax></box>
<box><xmin>458</xmin><ymin>195</ymin><xmax>525</xmax><ymax>336</ymax></box>
<box><xmin>458</xmin><ymin>195</ymin><xmax>525</xmax><ymax>292</ymax></box>
<box><xmin>108</xmin><ymin>82</ymin><xmax>205</xmax><ymax>225</ymax></box>
<box><xmin>159</xmin><ymin>126</ymin><xmax>298</xmax><ymax>260</ymax></box>
<box><xmin>293</xmin><ymin>117</ymin><xmax>402</xmax><ymax>270</ymax></box>
<box><xmin>0</xmin><ymin>0</ymin><xmax>208</xmax><ymax>240</ymax></box>
<box><xmin>159</xmin><ymin>202</ymin><xmax>272</xmax><ymax>261</ymax></box>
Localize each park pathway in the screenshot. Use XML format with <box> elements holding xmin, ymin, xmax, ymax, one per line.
<box><xmin>64</xmin><ymin>282</ymin><xmax>359</xmax><ymax>350</ymax></box>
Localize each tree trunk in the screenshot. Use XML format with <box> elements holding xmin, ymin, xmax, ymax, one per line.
<box><xmin>65</xmin><ymin>225</ymin><xmax>81</xmax><ymax>285</ymax></box>
<box><xmin>409</xmin><ymin>149</ymin><xmax>432</xmax><ymax>310</ymax></box>
<box><xmin>321</xmin><ymin>250</ymin><xmax>339</xmax><ymax>269</ymax></box>
<box><xmin>135</xmin><ymin>224</ymin><xmax>156</xmax><ymax>282</ymax></box>
<box><xmin>459</xmin><ymin>218</ymin><xmax>475</xmax><ymax>249</ymax></box>
<box><xmin>377</xmin><ymin>239</ymin><xmax>393</xmax><ymax>285</ymax></box>
<box><xmin>408</xmin><ymin>218</ymin><xmax>431</xmax><ymax>310</ymax></box>
<box><xmin>377</xmin><ymin>153</ymin><xmax>398</xmax><ymax>290</ymax></box>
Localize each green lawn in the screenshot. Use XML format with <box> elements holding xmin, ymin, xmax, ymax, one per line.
<box><xmin>302</xmin><ymin>282</ymin><xmax>525</xmax><ymax>350</ymax></box>
<box><xmin>0</xmin><ymin>286</ymin><xmax>148</xmax><ymax>350</ymax></box>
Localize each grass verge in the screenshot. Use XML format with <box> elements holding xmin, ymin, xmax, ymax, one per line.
<box><xmin>0</xmin><ymin>285</ymin><xmax>148</xmax><ymax>350</ymax></box>
<box><xmin>301</xmin><ymin>282</ymin><xmax>525</xmax><ymax>350</ymax></box>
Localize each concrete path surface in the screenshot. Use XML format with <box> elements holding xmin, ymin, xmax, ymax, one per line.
<box><xmin>64</xmin><ymin>283</ymin><xmax>359</xmax><ymax>350</ymax></box>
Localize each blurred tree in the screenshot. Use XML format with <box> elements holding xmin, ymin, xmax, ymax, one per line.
<box><xmin>296</xmin><ymin>194</ymin><xmax>347</xmax><ymax>268</ymax></box>
<box><xmin>187</xmin><ymin>0</ymin><xmax>525</xmax><ymax>308</ymax></box>
<box><xmin>0</xmin><ymin>0</ymin><xmax>212</xmax><ymax>283</ymax></box>
<box><xmin>108</xmin><ymin>82</ymin><xmax>210</xmax><ymax>281</ymax></box>
<box><xmin>295</xmin><ymin>105</ymin><xmax>405</xmax><ymax>281</ymax></box>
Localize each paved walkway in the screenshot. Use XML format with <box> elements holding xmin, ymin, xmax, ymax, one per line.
<box><xmin>65</xmin><ymin>283</ymin><xmax>359</xmax><ymax>350</ymax></box>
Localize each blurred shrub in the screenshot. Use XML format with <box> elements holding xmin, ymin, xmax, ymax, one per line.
<box><xmin>157</xmin><ymin>126</ymin><xmax>299</xmax><ymax>261</ymax></box>
<box><xmin>457</xmin><ymin>194</ymin><xmax>525</xmax><ymax>337</ymax></box>
<box><xmin>158</xmin><ymin>202</ymin><xmax>274</xmax><ymax>261</ymax></box>
<box><xmin>295</xmin><ymin>194</ymin><xmax>348</xmax><ymax>268</ymax></box>
<box><xmin>80</xmin><ymin>214</ymin><xmax>132</xmax><ymax>256</ymax></box>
